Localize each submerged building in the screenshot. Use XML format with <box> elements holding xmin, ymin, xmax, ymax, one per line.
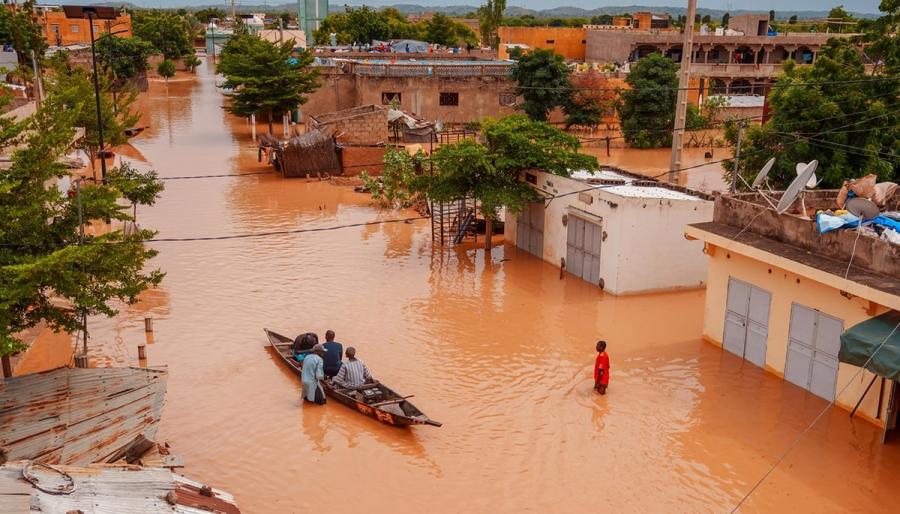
<box><xmin>686</xmin><ymin>191</ymin><xmax>900</xmax><ymax>438</ymax></box>
<box><xmin>301</xmin><ymin>58</ymin><xmax>516</xmax><ymax>126</ymax></box>
<box><xmin>505</xmin><ymin>169</ymin><xmax>714</xmax><ymax>295</ymax></box>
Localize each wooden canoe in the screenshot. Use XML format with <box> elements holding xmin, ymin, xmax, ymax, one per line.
<box><xmin>264</xmin><ymin>328</ymin><xmax>442</xmax><ymax>428</ymax></box>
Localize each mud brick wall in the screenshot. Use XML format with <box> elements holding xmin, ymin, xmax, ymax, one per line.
<box><xmin>341</xmin><ymin>146</ymin><xmax>388</xmax><ymax>176</ymax></box>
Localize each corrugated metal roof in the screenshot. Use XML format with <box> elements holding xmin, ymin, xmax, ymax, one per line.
<box><xmin>0</xmin><ymin>461</ymin><xmax>240</xmax><ymax>513</ymax></box>
<box><xmin>0</xmin><ymin>367</ymin><xmax>168</xmax><ymax>466</ymax></box>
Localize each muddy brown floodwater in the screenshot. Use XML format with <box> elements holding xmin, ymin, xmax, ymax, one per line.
<box><xmin>22</xmin><ymin>61</ymin><xmax>900</xmax><ymax>513</ymax></box>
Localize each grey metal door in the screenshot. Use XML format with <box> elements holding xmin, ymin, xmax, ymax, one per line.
<box><xmin>565</xmin><ymin>215</ymin><xmax>601</xmax><ymax>285</ymax></box>
<box><xmin>723</xmin><ymin>277</ymin><xmax>771</xmax><ymax>368</ymax></box>
<box><xmin>516</xmin><ymin>202</ymin><xmax>544</xmax><ymax>258</ymax></box>
<box><xmin>785</xmin><ymin>304</ymin><xmax>842</xmax><ymax>401</ymax></box>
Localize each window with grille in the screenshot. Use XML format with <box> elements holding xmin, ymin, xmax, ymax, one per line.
<box><xmin>381</xmin><ymin>92</ymin><xmax>401</xmax><ymax>105</ymax></box>
<box><xmin>70</xmin><ymin>24</ymin><xmax>79</xmax><ymax>33</ymax></box>
<box><xmin>546</xmin><ymin>39</ymin><xmax>555</xmax><ymax>44</ymax></box>
<box><xmin>439</xmin><ymin>92</ymin><xmax>459</xmax><ymax>106</ymax></box>
<box><xmin>499</xmin><ymin>93</ymin><xmax>517</xmax><ymax>107</ymax></box>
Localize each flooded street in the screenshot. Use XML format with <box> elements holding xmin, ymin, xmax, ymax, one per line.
<box><xmin>27</xmin><ymin>61</ymin><xmax>900</xmax><ymax>512</ymax></box>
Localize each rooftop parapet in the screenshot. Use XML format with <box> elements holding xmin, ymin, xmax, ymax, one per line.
<box><xmin>711</xmin><ymin>191</ymin><xmax>899</xmax><ymax>279</ymax></box>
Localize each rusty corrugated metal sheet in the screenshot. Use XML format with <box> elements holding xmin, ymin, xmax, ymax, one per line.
<box><xmin>0</xmin><ymin>366</ymin><xmax>168</xmax><ymax>466</ymax></box>
<box><xmin>0</xmin><ymin>460</ymin><xmax>240</xmax><ymax>513</ymax></box>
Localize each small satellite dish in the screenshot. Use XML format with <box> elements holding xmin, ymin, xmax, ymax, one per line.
<box><xmin>846</xmin><ymin>197</ymin><xmax>880</xmax><ymax>220</ymax></box>
<box><xmin>751</xmin><ymin>157</ymin><xmax>776</xmax><ymax>189</ymax></box>
<box><xmin>776</xmin><ymin>160</ymin><xmax>818</xmax><ymax>214</ymax></box>
<box><xmin>435</xmin><ymin>119</ymin><xmax>444</xmax><ymax>133</ymax></box>
<box><xmin>795</xmin><ymin>161</ymin><xmax>819</xmax><ymax>188</ymax></box>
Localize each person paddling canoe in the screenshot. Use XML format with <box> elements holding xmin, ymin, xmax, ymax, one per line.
<box><xmin>301</xmin><ymin>344</ymin><xmax>327</xmax><ymax>405</ymax></box>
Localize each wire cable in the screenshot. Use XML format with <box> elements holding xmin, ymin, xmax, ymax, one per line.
<box><xmin>730</xmin><ymin>320</ymin><xmax>900</xmax><ymax>513</ymax></box>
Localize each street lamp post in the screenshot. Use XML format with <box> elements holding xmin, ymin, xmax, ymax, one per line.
<box><xmin>62</xmin><ymin>6</ymin><xmax>119</xmax><ymax>183</ymax></box>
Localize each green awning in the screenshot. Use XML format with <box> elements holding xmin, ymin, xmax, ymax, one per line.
<box><xmin>839</xmin><ymin>310</ymin><xmax>900</xmax><ymax>381</ymax></box>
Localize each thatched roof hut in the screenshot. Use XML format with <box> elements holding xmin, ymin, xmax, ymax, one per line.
<box><xmin>260</xmin><ymin>130</ymin><xmax>341</xmax><ymax>178</ymax></box>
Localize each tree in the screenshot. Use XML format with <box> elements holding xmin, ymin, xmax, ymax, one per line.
<box><xmin>511</xmin><ymin>48</ymin><xmax>572</xmax><ymax>122</ymax></box>
<box><xmin>44</xmin><ymin>54</ymin><xmax>140</xmax><ymax>178</ymax></box>
<box><xmin>96</xmin><ymin>36</ymin><xmax>155</xmax><ymax>82</ymax></box>
<box><xmin>590</xmin><ymin>14</ymin><xmax>613</xmax><ymax>25</ymax></box>
<box><xmin>0</xmin><ymin>0</ymin><xmax>46</xmax><ymax>66</ymax></box>
<box><xmin>360</xmin><ymin>148</ymin><xmax>424</xmax><ymax>208</ymax></box>
<box><xmin>701</xmin><ymin>15</ymin><xmax>711</xmax><ymax>24</ymax></box>
<box><xmin>0</xmin><ymin>93</ymin><xmax>163</xmax><ymax>361</ymax></box>
<box><xmin>828</xmin><ymin>5</ymin><xmax>854</xmax><ymax>32</ymax></box>
<box><xmin>855</xmin><ymin>0</ymin><xmax>900</xmax><ymax>74</ymax></box>
<box><xmin>347</xmin><ymin>6</ymin><xmax>392</xmax><ymax>43</ymax></box>
<box><xmin>279</xmin><ymin>11</ymin><xmax>293</xmax><ymax>27</ymax></box>
<box><xmin>789</xmin><ymin>15</ymin><xmax>798</xmax><ymax>24</ymax></box>
<box><xmin>723</xmin><ymin>38</ymin><xmax>899</xmax><ymax>189</ymax></box>
<box><xmin>105</xmin><ymin>163</ymin><xmax>164</xmax><ymax>223</ymax></box>
<box><xmin>157</xmin><ymin>59</ymin><xmax>176</xmax><ymax>85</ymax></box>
<box><xmin>133</xmin><ymin>11</ymin><xmax>194</xmax><ymax>60</ymax></box>
<box><xmin>478</xmin><ymin>0</ymin><xmax>506</xmax><ymax>50</ymax></box>
<box><xmin>193</xmin><ymin>7</ymin><xmax>227</xmax><ymax>23</ymax></box>
<box><xmin>617</xmin><ymin>53</ymin><xmax>678</xmax><ymax>148</ymax></box>
<box><xmin>425</xmin><ymin>116</ymin><xmax>598</xmax><ymax>250</ymax></box>
<box><xmin>722</xmin><ymin>13</ymin><xmax>730</xmax><ymax>27</ymax></box>
<box><xmin>217</xmin><ymin>33</ymin><xmax>320</xmax><ymax>133</ymax></box>
<box><xmin>564</xmin><ymin>71</ymin><xmax>617</xmax><ymax>129</ymax></box>
<box><xmin>769</xmin><ymin>10</ymin><xmax>776</xmax><ymax>21</ymax></box>
<box><xmin>425</xmin><ymin>13</ymin><xmax>458</xmax><ymax>46</ymax></box>
<box><xmin>184</xmin><ymin>54</ymin><xmax>202</xmax><ymax>73</ymax></box>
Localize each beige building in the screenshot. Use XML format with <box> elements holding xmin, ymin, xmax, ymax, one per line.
<box><xmin>686</xmin><ymin>191</ymin><xmax>900</xmax><ymax>436</ymax></box>
<box><xmin>504</xmin><ymin>169</ymin><xmax>714</xmax><ymax>295</ymax></box>
<box><xmin>301</xmin><ymin>59</ymin><xmax>516</xmax><ymax>126</ymax></box>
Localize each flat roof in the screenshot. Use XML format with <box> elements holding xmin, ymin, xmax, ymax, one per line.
<box><xmin>570</xmin><ymin>169</ymin><xmax>706</xmax><ymax>201</ymax></box>
<box><xmin>687</xmin><ymin>221</ymin><xmax>900</xmax><ymax>309</ymax></box>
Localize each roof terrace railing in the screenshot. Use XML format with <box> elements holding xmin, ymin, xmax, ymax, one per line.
<box><xmin>351</xmin><ymin>62</ymin><xmax>513</xmax><ymax>78</ymax></box>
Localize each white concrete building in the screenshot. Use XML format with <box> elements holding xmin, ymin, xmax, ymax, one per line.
<box><xmin>504</xmin><ymin>169</ymin><xmax>715</xmax><ymax>295</ymax></box>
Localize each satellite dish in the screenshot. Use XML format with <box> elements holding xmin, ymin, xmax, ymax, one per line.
<box><xmin>846</xmin><ymin>197</ymin><xmax>880</xmax><ymax>220</ymax></box>
<box><xmin>751</xmin><ymin>157</ymin><xmax>776</xmax><ymax>189</ymax></box>
<box><xmin>795</xmin><ymin>161</ymin><xmax>819</xmax><ymax>188</ymax></box>
<box><xmin>435</xmin><ymin>120</ymin><xmax>444</xmax><ymax>133</ymax></box>
<box><xmin>776</xmin><ymin>160</ymin><xmax>818</xmax><ymax>214</ymax></box>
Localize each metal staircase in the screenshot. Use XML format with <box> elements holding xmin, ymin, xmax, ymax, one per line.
<box><xmin>430</xmin><ymin>198</ymin><xmax>477</xmax><ymax>246</ymax></box>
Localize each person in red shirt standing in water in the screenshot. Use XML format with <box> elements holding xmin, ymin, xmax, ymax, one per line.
<box><xmin>594</xmin><ymin>340</ymin><xmax>610</xmax><ymax>394</ymax></box>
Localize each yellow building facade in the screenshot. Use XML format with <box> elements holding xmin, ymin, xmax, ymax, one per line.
<box><xmin>686</xmin><ymin>192</ymin><xmax>900</xmax><ymax>434</ymax></box>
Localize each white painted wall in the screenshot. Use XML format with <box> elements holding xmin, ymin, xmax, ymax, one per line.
<box><xmin>505</xmin><ymin>170</ymin><xmax>714</xmax><ymax>295</ymax></box>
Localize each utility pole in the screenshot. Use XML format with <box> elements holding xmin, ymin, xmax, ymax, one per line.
<box><xmin>75</xmin><ymin>179</ymin><xmax>89</xmax><ymax>366</ymax></box>
<box><xmin>668</xmin><ymin>0</ymin><xmax>698</xmax><ymax>184</ymax></box>
<box><xmin>231</xmin><ymin>0</ymin><xmax>236</xmax><ymax>22</ymax></box>
<box><xmin>731</xmin><ymin>119</ymin><xmax>744</xmax><ymax>193</ymax></box>
<box><xmin>30</xmin><ymin>50</ymin><xmax>43</xmax><ymax>111</ymax></box>
<box><xmin>87</xmin><ymin>13</ymin><xmax>108</xmax><ymax>182</ymax></box>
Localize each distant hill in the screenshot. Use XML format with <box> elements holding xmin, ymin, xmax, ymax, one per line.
<box><xmin>67</xmin><ymin>1</ymin><xmax>880</xmax><ymax>20</ymax></box>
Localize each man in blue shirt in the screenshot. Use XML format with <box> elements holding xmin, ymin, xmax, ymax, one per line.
<box><xmin>322</xmin><ymin>330</ymin><xmax>343</xmax><ymax>378</ymax></box>
<box><xmin>301</xmin><ymin>344</ymin><xmax>326</xmax><ymax>405</ymax></box>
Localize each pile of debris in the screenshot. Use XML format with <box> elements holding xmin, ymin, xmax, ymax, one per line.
<box><xmin>816</xmin><ymin>174</ymin><xmax>900</xmax><ymax>244</ymax></box>
<box><xmin>0</xmin><ymin>461</ymin><xmax>239</xmax><ymax>513</ymax></box>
